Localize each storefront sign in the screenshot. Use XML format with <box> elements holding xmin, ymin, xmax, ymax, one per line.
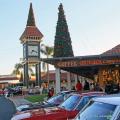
<box><xmin>56</xmin><ymin>59</ymin><xmax>120</xmax><ymax>67</ymax></box>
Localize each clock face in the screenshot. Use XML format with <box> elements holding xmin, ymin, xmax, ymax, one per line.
<box><xmin>28</xmin><ymin>45</ymin><xmax>39</xmax><ymax>56</ymax></box>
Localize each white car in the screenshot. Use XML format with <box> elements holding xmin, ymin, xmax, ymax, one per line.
<box><xmin>74</xmin><ymin>96</ymin><xmax>120</xmax><ymax>120</ymax></box>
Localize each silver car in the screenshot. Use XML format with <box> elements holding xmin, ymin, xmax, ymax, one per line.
<box><xmin>74</xmin><ymin>96</ymin><xmax>120</xmax><ymax>120</ymax></box>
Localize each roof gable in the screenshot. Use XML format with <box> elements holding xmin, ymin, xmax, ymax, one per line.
<box><xmin>102</xmin><ymin>44</ymin><xmax>120</xmax><ymax>55</ymax></box>
<box><xmin>20</xmin><ymin>26</ymin><xmax>43</xmax><ymax>40</ymax></box>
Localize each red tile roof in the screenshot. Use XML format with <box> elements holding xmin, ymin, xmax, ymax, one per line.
<box><xmin>102</xmin><ymin>44</ymin><xmax>120</xmax><ymax>55</ymax></box>
<box><xmin>0</xmin><ymin>77</ymin><xmax>19</xmax><ymax>81</ymax></box>
<box><xmin>42</xmin><ymin>72</ymin><xmax>67</xmax><ymax>81</ymax></box>
<box><xmin>20</xmin><ymin>26</ymin><xmax>43</xmax><ymax>40</ymax></box>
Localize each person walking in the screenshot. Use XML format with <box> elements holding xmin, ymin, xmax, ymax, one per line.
<box><xmin>47</xmin><ymin>89</ymin><xmax>52</xmax><ymax>99</ymax></box>
<box><xmin>105</xmin><ymin>81</ymin><xmax>112</xmax><ymax>94</ymax></box>
<box><xmin>51</xmin><ymin>87</ymin><xmax>54</xmax><ymax>96</ymax></box>
<box><xmin>83</xmin><ymin>80</ymin><xmax>90</xmax><ymax>91</ymax></box>
<box><xmin>47</xmin><ymin>87</ymin><xmax>54</xmax><ymax>99</ymax></box>
<box><xmin>75</xmin><ymin>80</ymin><xmax>82</xmax><ymax>92</ymax></box>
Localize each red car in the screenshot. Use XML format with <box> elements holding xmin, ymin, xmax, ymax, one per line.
<box><xmin>11</xmin><ymin>91</ymin><xmax>104</xmax><ymax>120</ymax></box>
<box><xmin>17</xmin><ymin>90</ymin><xmax>77</xmax><ymax>112</ymax></box>
<box><xmin>0</xmin><ymin>90</ymin><xmax>4</xmax><ymax>95</ymax></box>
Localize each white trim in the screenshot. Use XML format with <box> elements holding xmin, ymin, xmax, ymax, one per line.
<box><xmin>0</xmin><ymin>80</ymin><xmax>19</xmax><ymax>84</ymax></box>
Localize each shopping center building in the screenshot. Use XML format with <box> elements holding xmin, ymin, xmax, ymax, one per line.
<box><xmin>42</xmin><ymin>44</ymin><xmax>120</xmax><ymax>91</ymax></box>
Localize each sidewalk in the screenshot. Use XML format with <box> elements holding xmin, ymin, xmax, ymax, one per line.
<box><xmin>9</xmin><ymin>96</ymin><xmax>32</xmax><ymax>107</ymax></box>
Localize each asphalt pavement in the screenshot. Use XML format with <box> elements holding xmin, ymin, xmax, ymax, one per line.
<box><xmin>0</xmin><ymin>96</ymin><xmax>16</xmax><ymax>120</ymax></box>
<box><xmin>9</xmin><ymin>96</ymin><xmax>31</xmax><ymax>107</ymax></box>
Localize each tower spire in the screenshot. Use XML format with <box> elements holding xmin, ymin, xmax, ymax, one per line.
<box><xmin>26</xmin><ymin>3</ymin><xmax>36</xmax><ymax>26</ymax></box>
<box><xmin>20</xmin><ymin>3</ymin><xmax>43</xmax><ymax>43</ymax></box>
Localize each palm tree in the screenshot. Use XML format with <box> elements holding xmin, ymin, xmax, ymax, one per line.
<box><xmin>40</xmin><ymin>44</ymin><xmax>54</xmax><ymax>88</ymax></box>
<box><xmin>41</xmin><ymin>44</ymin><xmax>54</xmax><ymax>58</ymax></box>
<box><xmin>12</xmin><ymin>63</ymin><xmax>23</xmax><ymax>75</ymax></box>
<box><xmin>12</xmin><ymin>63</ymin><xmax>34</xmax><ymax>82</ymax></box>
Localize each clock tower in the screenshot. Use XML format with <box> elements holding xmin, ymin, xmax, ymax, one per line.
<box><xmin>20</xmin><ymin>3</ymin><xmax>43</xmax><ymax>88</ymax></box>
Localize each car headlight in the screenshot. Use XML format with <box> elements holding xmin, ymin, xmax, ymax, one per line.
<box><xmin>11</xmin><ymin>113</ymin><xmax>31</xmax><ymax>120</ymax></box>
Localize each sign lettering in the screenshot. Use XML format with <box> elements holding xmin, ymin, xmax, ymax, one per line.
<box><xmin>56</xmin><ymin>59</ymin><xmax>120</xmax><ymax>67</ymax></box>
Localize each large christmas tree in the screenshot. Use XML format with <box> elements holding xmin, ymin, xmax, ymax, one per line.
<box><xmin>53</xmin><ymin>3</ymin><xmax>74</xmax><ymax>57</ymax></box>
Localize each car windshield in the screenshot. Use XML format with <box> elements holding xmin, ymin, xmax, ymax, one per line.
<box><xmin>75</xmin><ymin>101</ymin><xmax>116</xmax><ymax>120</ymax></box>
<box><xmin>59</xmin><ymin>95</ymin><xmax>81</xmax><ymax>110</ymax></box>
<box><xmin>75</xmin><ymin>95</ymin><xmax>97</xmax><ymax>111</ymax></box>
<box><xmin>46</xmin><ymin>93</ymin><xmax>64</xmax><ymax>105</ymax></box>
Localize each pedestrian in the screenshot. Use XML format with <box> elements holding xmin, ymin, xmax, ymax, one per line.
<box><xmin>83</xmin><ymin>80</ymin><xmax>90</xmax><ymax>91</ymax></box>
<box><xmin>39</xmin><ymin>86</ymin><xmax>43</xmax><ymax>95</ymax></box>
<box><xmin>90</xmin><ymin>82</ymin><xmax>94</xmax><ymax>91</ymax></box>
<box><xmin>94</xmin><ymin>83</ymin><xmax>103</xmax><ymax>91</ymax></box>
<box><xmin>51</xmin><ymin>87</ymin><xmax>54</xmax><ymax>96</ymax></box>
<box><xmin>105</xmin><ymin>81</ymin><xmax>112</xmax><ymax>94</ymax></box>
<box><xmin>75</xmin><ymin>80</ymin><xmax>82</xmax><ymax>92</ymax></box>
<box><xmin>47</xmin><ymin>89</ymin><xmax>52</xmax><ymax>99</ymax></box>
<box><xmin>47</xmin><ymin>88</ymin><xmax>54</xmax><ymax>99</ymax></box>
<box><xmin>112</xmin><ymin>81</ymin><xmax>119</xmax><ymax>94</ymax></box>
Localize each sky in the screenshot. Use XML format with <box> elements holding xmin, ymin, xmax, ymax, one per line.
<box><xmin>0</xmin><ymin>0</ymin><xmax>120</xmax><ymax>75</ymax></box>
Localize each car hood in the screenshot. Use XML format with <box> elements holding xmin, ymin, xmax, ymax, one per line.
<box><xmin>11</xmin><ymin>107</ymin><xmax>79</xmax><ymax>120</ymax></box>
<box><xmin>31</xmin><ymin>107</ymin><xmax>65</xmax><ymax>116</ymax></box>
<box><xmin>13</xmin><ymin>107</ymin><xmax>67</xmax><ymax>119</ymax></box>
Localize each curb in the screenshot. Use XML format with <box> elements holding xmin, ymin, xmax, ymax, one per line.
<box><xmin>8</xmin><ymin>97</ymin><xmax>18</xmax><ymax>107</ymax></box>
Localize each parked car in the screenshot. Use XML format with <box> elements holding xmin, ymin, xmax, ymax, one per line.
<box><xmin>0</xmin><ymin>89</ymin><xmax>4</xmax><ymax>96</ymax></box>
<box><xmin>74</xmin><ymin>96</ymin><xmax>120</xmax><ymax>120</ymax></box>
<box><xmin>11</xmin><ymin>91</ymin><xmax>104</xmax><ymax>120</ymax></box>
<box><xmin>4</xmin><ymin>87</ymin><xmax>15</xmax><ymax>97</ymax></box>
<box><xmin>17</xmin><ymin>90</ymin><xmax>77</xmax><ymax>112</ymax></box>
<box><xmin>4</xmin><ymin>86</ymin><xmax>22</xmax><ymax>97</ymax></box>
<box><xmin>13</xmin><ymin>86</ymin><xmax>22</xmax><ymax>95</ymax></box>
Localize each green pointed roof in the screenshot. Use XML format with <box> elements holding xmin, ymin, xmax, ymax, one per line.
<box><xmin>26</xmin><ymin>3</ymin><xmax>36</xmax><ymax>26</ymax></box>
